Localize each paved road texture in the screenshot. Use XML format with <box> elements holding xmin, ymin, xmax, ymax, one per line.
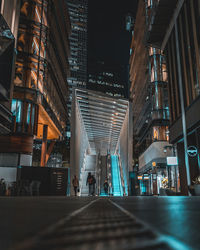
<box><xmin>0</xmin><ymin>196</ymin><xmax>199</xmax><ymax>250</ymax></box>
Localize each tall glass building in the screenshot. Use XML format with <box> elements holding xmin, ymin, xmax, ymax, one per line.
<box><xmin>66</xmin><ymin>0</ymin><xmax>88</xmax><ymax>117</ymax></box>
<box><xmin>88</xmin><ymin>61</ymin><xmax>127</xmax><ymax>98</ymax></box>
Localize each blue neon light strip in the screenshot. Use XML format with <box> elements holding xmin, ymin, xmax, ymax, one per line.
<box><xmin>118</xmin><ymin>155</ymin><xmax>128</xmax><ymax>196</ymax></box>
<box><xmin>111</xmin><ymin>155</ymin><xmax>123</xmax><ymax>196</ymax></box>
<box><xmin>122</xmin><ymin>166</ymin><xmax>128</xmax><ymax>196</ymax></box>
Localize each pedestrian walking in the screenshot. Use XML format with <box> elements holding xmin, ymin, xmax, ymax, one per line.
<box><xmin>103</xmin><ymin>179</ymin><xmax>109</xmax><ymax>195</ymax></box>
<box><xmin>72</xmin><ymin>175</ymin><xmax>79</xmax><ymax>196</ymax></box>
<box><xmin>91</xmin><ymin>175</ymin><xmax>96</xmax><ymax>196</ymax></box>
<box><xmin>86</xmin><ymin>172</ymin><xmax>93</xmax><ymax>196</ymax></box>
<box><xmin>0</xmin><ymin>178</ymin><xmax>6</xmax><ymax>196</ymax></box>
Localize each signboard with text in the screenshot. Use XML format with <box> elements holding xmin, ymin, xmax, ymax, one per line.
<box><xmin>167</xmin><ymin>156</ymin><xmax>178</xmax><ymax>166</ymax></box>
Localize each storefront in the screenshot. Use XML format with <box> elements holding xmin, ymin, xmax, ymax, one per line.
<box><xmin>138</xmin><ymin>159</ymin><xmax>180</xmax><ymax>196</ymax></box>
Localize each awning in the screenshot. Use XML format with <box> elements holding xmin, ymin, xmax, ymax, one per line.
<box><xmin>75</xmin><ymin>89</ymin><xmax>129</xmax><ymax>155</ymax></box>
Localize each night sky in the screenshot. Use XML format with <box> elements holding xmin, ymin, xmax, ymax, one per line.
<box><xmin>88</xmin><ymin>0</ymin><xmax>139</xmax><ymax>65</ymax></box>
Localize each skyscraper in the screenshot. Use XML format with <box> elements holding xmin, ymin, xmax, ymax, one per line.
<box><xmin>66</xmin><ymin>0</ymin><xmax>88</xmax><ymax>117</ymax></box>
<box><xmin>88</xmin><ymin>61</ymin><xmax>127</xmax><ymax>98</ymax></box>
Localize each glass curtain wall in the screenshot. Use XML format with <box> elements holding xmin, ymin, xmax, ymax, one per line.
<box><xmin>13</xmin><ymin>0</ymin><xmax>48</xmax><ymax>135</ymax></box>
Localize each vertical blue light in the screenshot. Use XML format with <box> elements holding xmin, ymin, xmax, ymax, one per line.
<box><xmin>11</xmin><ymin>99</ymin><xmax>22</xmax><ymax>123</ymax></box>
<box><xmin>140</xmin><ymin>180</ymin><xmax>146</xmax><ymax>194</ymax></box>
<box><xmin>153</xmin><ymin>48</ymin><xmax>159</xmax><ymax>109</ymax></box>
<box><xmin>123</xmin><ymin>168</ymin><xmax>128</xmax><ymax>196</ymax></box>
<box><xmin>11</xmin><ymin>99</ymin><xmax>17</xmax><ymax>116</ymax></box>
<box><xmin>27</xmin><ymin>103</ymin><xmax>31</xmax><ymax>124</ymax></box>
<box><xmin>111</xmin><ymin>155</ymin><xmax>123</xmax><ymax>196</ymax></box>
<box><xmin>16</xmin><ymin>101</ymin><xmax>22</xmax><ymax>123</ymax></box>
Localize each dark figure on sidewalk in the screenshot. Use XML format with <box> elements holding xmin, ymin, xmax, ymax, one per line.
<box><xmin>72</xmin><ymin>175</ymin><xmax>79</xmax><ymax>196</ymax></box>
<box><xmin>0</xmin><ymin>178</ymin><xmax>6</xmax><ymax>196</ymax></box>
<box><xmin>86</xmin><ymin>172</ymin><xmax>93</xmax><ymax>196</ymax></box>
<box><xmin>103</xmin><ymin>179</ymin><xmax>109</xmax><ymax>195</ymax></box>
<box><xmin>91</xmin><ymin>175</ymin><xmax>96</xmax><ymax>196</ymax></box>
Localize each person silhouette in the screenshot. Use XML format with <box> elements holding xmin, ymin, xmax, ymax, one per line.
<box><xmin>72</xmin><ymin>175</ymin><xmax>79</xmax><ymax>196</ymax></box>
<box><xmin>86</xmin><ymin>172</ymin><xmax>93</xmax><ymax>196</ymax></box>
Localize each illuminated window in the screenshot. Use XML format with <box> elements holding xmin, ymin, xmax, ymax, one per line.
<box><xmin>153</xmin><ymin>126</ymin><xmax>168</xmax><ymax>141</ymax></box>
<box><xmin>12</xmin><ymin>99</ymin><xmax>22</xmax><ymax>123</ymax></box>
<box><xmin>149</xmin><ymin>47</ymin><xmax>153</xmax><ymax>56</ymax></box>
<box><xmin>27</xmin><ymin>103</ymin><xmax>31</xmax><ymax>124</ymax></box>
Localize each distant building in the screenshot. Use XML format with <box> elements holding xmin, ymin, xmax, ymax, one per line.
<box><xmin>66</xmin><ymin>0</ymin><xmax>88</xmax><ymax>117</ymax></box>
<box><xmin>88</xmin><ymin>61</ymin><xmax>127</xmax><ymax>98</ymax></box>
<box><xmin>146</xmin><ymin>0</ymin><xmax>200</xmax><ymax>195</ymax></box>
<box><xmin>0</xmin><ymin>0</ymin><xmax>71</xmax><ymax>169</ymax></box>
<box><xmin>129</xmin><ymin>0</ymin><xmax>172</xmax><ymax>195</ymax></box>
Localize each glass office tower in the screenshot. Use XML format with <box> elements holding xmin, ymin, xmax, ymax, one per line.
<box><xmin>66</xmin><ymin>0</ymin><xmax>88</xmax><ymax>117</ymax></box>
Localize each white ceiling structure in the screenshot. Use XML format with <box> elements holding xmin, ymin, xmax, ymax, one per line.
<box><xmin>75</xmin><ymin>89</ymin><xmax>129</xmax><ymax>155</ymax></box>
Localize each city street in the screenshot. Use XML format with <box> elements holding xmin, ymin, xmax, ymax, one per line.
<box><xmin>0</xmin><ymin>196</ymin><xmax>199</xmax><ymax>250</ymax></box>
<box><xmin>1</xmin><ymin>1</ymin><xmax>200</xmax><ymax>249</ymax></box>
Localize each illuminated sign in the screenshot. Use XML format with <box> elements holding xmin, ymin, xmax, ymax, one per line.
<box><xmin>167</xmin><ymin>157</ymin><xmax>178</xmax><ymax>166</ymax></box>
<box><xmin>152</xmin><ymin>161</ymin><xmax>156</xmax><ymax>167</ymax></box>
<box><xmin>187</xmin><ymin>146</ymin><xmax>198</xmax><ymax>157</ymax></box>
<box><xmin>138</xmin><ymin>176</ymin><xmax>142</xmax><ymax>180</ymax></box>
<box><xmin>144</xmin><ymin>175</ymin><xmax>149</xmax><ymax>180</ymax></box>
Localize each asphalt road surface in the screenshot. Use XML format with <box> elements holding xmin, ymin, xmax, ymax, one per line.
<box><xmin>0</xmin><ymin>196</ymin><xmax>199</xmax><ymax>250</ymax></box>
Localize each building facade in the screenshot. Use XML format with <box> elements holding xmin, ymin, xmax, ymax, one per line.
<box><xmin>146</xmin><ymin>0</ymin><xmax>200</xmax><ymax>195</ymax></box>
<box><xmin>129</xmin><ymin>0</ymin><xmax>173</xmax><ymax>195</ymax></box>
<box><xmin>66</xmin><ymin>0</ymin><xmax>88</xmax><ymax>116</ymax></box>
<box><xmin>88</xmin><ymin>61</ymin><xmax>127</xmax><ymax>98</ymax></box>
<box><xmin>0</xmin><ymin>0</ymin><xmax>71</xmax><ymax>169</ymax></box>
<box><xmin>0</xmin><ymin>0</ymin><xmax>21</xmax><ymax>135</ymax></box>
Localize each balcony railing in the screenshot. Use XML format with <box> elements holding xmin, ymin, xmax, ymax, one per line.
<box><xmin>41</xmin><ymin>95</ymin><xmax>63</xmax><ymax>134</ymax></box>
<box><xmin>0</xmin><ymin>103</ymin><xmax>12</xmax><ymax>134</ymax></box>
<box><xmin>151</xmin><ymin>109</ymin><xmax>170</xmax><ymax>120</ymax></box>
